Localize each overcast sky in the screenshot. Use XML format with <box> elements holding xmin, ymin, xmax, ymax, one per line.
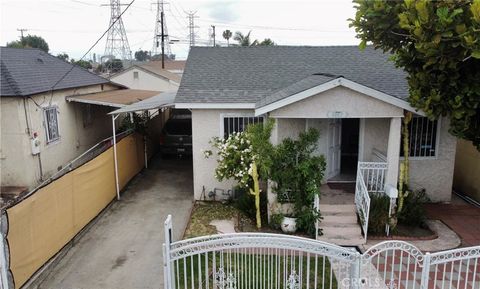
<box><xmin>1</xmin><ymin>0</ymin><xmax>359</xmax><ymax>60</ymax></box>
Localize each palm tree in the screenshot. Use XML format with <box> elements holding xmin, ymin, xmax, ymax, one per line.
<box><xmin>222</xmin><ymin>30</ymin><xmax>233</xmax><ymax>47</ymax></box>
<box><xmin>233</xmin><ymin>31</ymin><xmax>258</xmax><ymax>47</ymax></box>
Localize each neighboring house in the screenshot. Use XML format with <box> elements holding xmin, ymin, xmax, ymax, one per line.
<box><xmin>0</xmin><ymin>47</ymin><xmax>124</xmax><ymax>190</ymax></box>
<box><xmin>176</xmin><ymin>46</ymin><xmax>457</xmax><ymax>203</ymax></box>
<box><xmin>109</xmin><ymin>61</ymin><xmax>182</xmax><ymax>91</ymax></box>
<box><xmin>453</xmin><ymin>140</ymin><xmax>480</xmax><ymax>202</ymax></box>
<box><xmin>147</xmin><ymin>60</ymin><xmax>186</xmax><ymax>76</ymax></box>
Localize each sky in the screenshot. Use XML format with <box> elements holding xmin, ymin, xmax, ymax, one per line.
<box><xmin>1</xmin><ymin>0</ymin><xmax>360</xmax><ymax>60</ymax></box>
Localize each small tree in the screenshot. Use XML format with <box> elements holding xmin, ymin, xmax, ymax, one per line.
<box><xmin>57</xmin><ymin>53</ymin><xmax>69</xmax><ymax>61</ymax></box>
<box><xmin>222</xmin><ymin>30</ymin><xmax>233</xmax><ymax>46</ymax></box>
<box><xmin>134</xmin><ymin>50</ymin><xmax>150</xmax><ymax>61</ymax></box>
<box><xmin>104</xmin><ymin>59</ymin><xmax>123</xmax><ymax>73</ymax></box>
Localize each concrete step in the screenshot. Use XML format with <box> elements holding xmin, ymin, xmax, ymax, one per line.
<box><xmin>317</xmin><ymin>234</ymin><xmax>366</xmax><ymax>246</ymax></box>
<box><xmin>320</xmin><ymin>223</ymin><xmax>362</xmax><ymax>236</ymax></box>
<box><xmin>319</xmin><ymin>204</ymin><xmax>356</xmax><ymax>214</ymax></box>
<box><xmin>322</xmin><ymin>213</ymin><xmax>357</xmax><ymax>224</ymax></box>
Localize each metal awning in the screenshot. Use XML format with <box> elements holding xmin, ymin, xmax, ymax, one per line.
<box><xmin>67</xmin><ymin>89</ymin><xmax>161</xmax><ymax>108</ymax></box>
<box><xmin>109</xmin><ymin>91</ymin><xmax>176</xmax><ymax>115</ymax></box>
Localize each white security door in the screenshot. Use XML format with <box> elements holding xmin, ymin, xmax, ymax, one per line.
<box><xmin>327</xmin><ymin>119</ymin><xmax>342</xmax><ymax>179</ymax></box>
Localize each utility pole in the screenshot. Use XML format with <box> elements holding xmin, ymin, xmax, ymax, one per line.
<box><xmin>17</xmin><ymin>28</ymin><xmax>28</xmax><ymax>41</ymax></box>
<box><xmin>186</xmin><ymin>11</ymin><xmax>198</xmax><ymax>48</ymax></box>
<box><xmin>102</xmin><ymin>0</ymin><xmax>132</xmax><ymax>66</ymax></box>
<box><xmin>152</xmin><ymin>0</ymin><xmax>171</xmax><ymax>65</ymax></box>
<box><xmin>211</xmin><ymin>25</ymin><xmax>216</xmax><ymax>47</ymax></box>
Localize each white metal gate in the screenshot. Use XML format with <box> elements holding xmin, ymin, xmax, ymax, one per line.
<box><xmin>164</xmin><ymin>216</ymin><xmax>480</xmax><ymax>289</ymax></box>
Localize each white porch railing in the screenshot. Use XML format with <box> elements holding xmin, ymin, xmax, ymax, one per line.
<box><xmin>355</xmin><ymin>162</ymin><xmax>388</xmax><ymax>242</ymax></box>
<box><xmin>164</xmin><ymin>216</ymin><xmax>480</xmax><ymax>289</ymax></box>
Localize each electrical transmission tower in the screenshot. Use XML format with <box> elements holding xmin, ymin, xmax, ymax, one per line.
<box><xmin>186</xmin><ymin>11</ymin><xmax>198</xmax><ymax>48</ymax></box>
<box><xmin>103</xmin><ymin>0</ymin><xmax>132</xmax><ymax>61</ymax></box>
<box><xmin>152</xmin><ymin>0</ymin><xmax>171</xmax><ymax>59</ymax></box>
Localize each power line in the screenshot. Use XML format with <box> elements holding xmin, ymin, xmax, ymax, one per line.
<box><xmin>152</xmin><ymin>0</ymin><xmax>172</xmax><ymax>58</ymax></box>
<box><xmin>51</xmin><ymin>0</ymin><xmax>136</xmax><ymax>91</ymax></box>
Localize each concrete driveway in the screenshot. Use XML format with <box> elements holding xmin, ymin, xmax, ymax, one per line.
<box><xmin>33</xmin><ymin>156</ymin><xmax>193</xmax><ymax>289</ymax></box>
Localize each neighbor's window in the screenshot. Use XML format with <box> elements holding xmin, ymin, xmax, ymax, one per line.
<box><xmin>44</xmin><ymin>106</ymin><xmax>60</xmax><ymax>143</ymax></box>
<box><xmin>133</xmin><ymin>71</ymin><xmax>139</xmax><ymax>79</ymax></box>
<box><xmin>223</xmin><ymin>116</ymin><xmax>264</xmax><ymax>138</ymax></box>
<box><xmin>401</xmin><ymin>116</ymin><xmax>439</xmax><ymax>158</ymax></box>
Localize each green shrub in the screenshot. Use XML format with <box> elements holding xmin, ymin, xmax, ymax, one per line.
<box><xmin>368</xmin><ymin>193</ymin><xmax>391</xmax><ymax>235</ymax></box>
<box><xmin>233</xmin><ymin>187</ymin><xmax>268</xmax><ymax>224</ymax></box>
<box><xmin>397</xmin><ymin>189</ymin><xmax>429</xmax><ymax>228</ymax></box>
<box><xmin>269</xmin><ymin>214</ymin><xmax>284</xmax><ymax>230</ymax></box>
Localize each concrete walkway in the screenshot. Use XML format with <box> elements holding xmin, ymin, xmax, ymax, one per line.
<box><xmin>32</xmin><ymin>156</ymin><xmax>193</xmax><ymax>289</ymax></box>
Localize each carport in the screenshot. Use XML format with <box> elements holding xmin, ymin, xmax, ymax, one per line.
<box><xmin>109</xmin><ymin>91</ymin><xmax>176</xmax><ymax>200</ymax></box>
<box><xmin>69</xmin><ymin>89</ymin><xmax>177</xmax><ymax>200</ymax></box>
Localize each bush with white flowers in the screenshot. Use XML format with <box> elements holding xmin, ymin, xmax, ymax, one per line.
<box><xmin>206</xmin><ymin>132</ymin><xmax>255</xmax><ymax>188</ymax></box>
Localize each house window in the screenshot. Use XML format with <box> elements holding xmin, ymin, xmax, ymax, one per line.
<box><xmin>82</xmin><ymin>104</ymin><xmax>93</xmax><ymax>127</ymax></box>
<box><xmin>133</xmin><ymin>71</ymin><xmax>139</xmax><ymax>79</ymax></box>
<box><xmin>44</xmin><ymin>106</ymin><xmax>60</xmax><ymax>143</ymax></box>
<box><xmin>401</xmin><ymin>116</ymin><xmax>439</xmax><ymax>158</ymax></box>
<box><xmin>223</xmin><ymin>115</ymin><xmax>264</xmax><ymax>138</ymax></box>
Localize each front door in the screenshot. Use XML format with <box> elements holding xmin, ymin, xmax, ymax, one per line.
<box><xmin>327</xmin><ymin>119</ymin><xmax>342</xmax><ymax>179</ymax></box>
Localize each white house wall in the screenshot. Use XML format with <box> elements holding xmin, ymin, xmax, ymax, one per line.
<box><xmin>191</xmin><ymin>109</ymin><xmax>254</xmax><ymax>200</ymax></box>
<box><xmin>1</xmin><ymin>84</ymin><xmax>117</xmax><ymax>189</ymax></box>
<box><xmin>408</xmin><ymin>117</ymin><xmax>456</xmax><ymax>202</ymax></box>
<box><xmin>361</xmin><ymin>118</ymin><xmax>389</xmax><ymax>161</ymax></box>
<box><xmin>110</xmin><ymin>68</ymin><xmax>178</xmax><ymax>91</ymax></box>
<box><xmin>269</xmin><ymin>86</ymin><xmax>404</xmax><ymax>119</ymax></box>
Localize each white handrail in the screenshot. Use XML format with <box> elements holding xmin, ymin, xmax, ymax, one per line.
<box><xmin>355</xmin><ymin>169</ymin><xmax>371</xmax><ymax>242</ymax></box>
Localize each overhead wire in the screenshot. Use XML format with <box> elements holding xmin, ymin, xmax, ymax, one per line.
<box><xmin>49</xmin><ymin>0</ymin><xmax>136</xmax><ymax>95</ymax></box>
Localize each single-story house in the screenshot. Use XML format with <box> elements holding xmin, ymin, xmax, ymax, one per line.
<box><xmin>175</xmin><ymin>46</ymin><xmax>457</xmax><ymax>203</ymax></box>
<box><xmin>0</xmin><ymin>47</ymin><xmax>162</xmax><ymax>192</ymax></box>
<box><xmin>110</xmin><ymin>62</ymin><xmax>182</xmax><ymax>91</ymax></box>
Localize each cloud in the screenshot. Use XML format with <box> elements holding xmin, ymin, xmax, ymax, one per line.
<box><xmin>206</xmin><ymin>1</ymin><xmax>239</xmax><ymax>22</ymax></box>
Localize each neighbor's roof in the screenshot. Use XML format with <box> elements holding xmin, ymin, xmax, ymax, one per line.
<box><xmin>137</xmin><ymin>63</ymin><xmax>182</xmax><ymax>82</ymax></box>
<box><xmin>0</xmin><ymin>47</ymin><xmax>109</xmax><ymax>97</ymax></box>
<box><xmin>66</xmin><ymin>89</ymin><xmax>160</xmax><ymax>108</ymax></box>
<box><xmin>145</xmin><ymin>60</ymin><xmax>186</xmax><ymax>71</ymax></box>
<box><xmin>110</xmin><ymin>91</ymin><xmax>176</xmax><ymax>114</ymax></box>
<box><xmin>175</xmin><ymin>46</ymin><xmax>409</xmax><ymax>105</ymax></box>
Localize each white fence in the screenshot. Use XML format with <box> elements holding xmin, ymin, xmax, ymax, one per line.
<box><xmin>163</xmin><ymin>216</ymin><xmax>480</xmax><ymax>289</ymax></box>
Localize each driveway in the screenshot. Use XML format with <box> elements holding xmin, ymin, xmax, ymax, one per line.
<box><xmin>33</xmin><ymin>156</ymin><xmax>193</xmax><ymax>289</ymax></box>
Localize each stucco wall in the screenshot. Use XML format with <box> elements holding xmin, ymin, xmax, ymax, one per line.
<box><xmin>453</xmin><ymin>139</ymin><xmax>480</xmax><ymax>202</ymax></box>
<box><xmin>110</xmin><ymin>68</ymin><xmax>179</xmax><ymax>91</ymax></box>
<box><xmin>269</xmin><ymin>86</ymin><xmax>404</xmax><ymax>119</ymax></box>
<box><xmin>191</xmin><ymin>109</ymin><xmax>254</xmax><ymax>200</ymax></box>
<box><xmin>408</xmin><ymin>117</ymin><xmax>456</xmax><ymax>202</ymax></box>
<box><xmin>1</xmin><ymin>84</ymin><xmax>118</xmax><ymax>189</ymax></box>
<box><xmin>361</xmin><ymin>118</ymin><xmax>389</xmax><ymax>161</ymax></box>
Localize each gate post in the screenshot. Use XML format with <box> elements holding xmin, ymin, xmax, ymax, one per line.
<box><xmin>420</xmin><ymin>252</ymin><xmax>431</xmax><ymax>289</ymax></box>
<box><xmin>164</xmin><ymin>215</ymin><xmax>173</xmax><ymax>289</ymax></box>
<box><xmin>350</xmin><ymin>253</ymin><xmax>361</xmax><ymax>289</ymax></box>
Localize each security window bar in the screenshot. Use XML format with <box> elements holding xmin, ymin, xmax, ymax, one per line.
<box><xmin>401</xmin><ymin>117</ymin><xmax>438</xmax><ymax>157</ymax></box>
<box><xmin>223</xmin><ymin>116</ymin><xmax>264</xmax><ymax>138</ymax></box>
<box><xmin>44</xmin><ymin>107</ymin><xmax>60</xmax><ymax>143</ymax></box>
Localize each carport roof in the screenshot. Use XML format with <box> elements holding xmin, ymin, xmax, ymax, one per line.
<box><xmin>67</xmin><ymin>89</ymin><xmax>161</xmax><ymax>108</ymax></box>
<box><xmin>109</xmin><ymin>91</ymin><xmax>176</xmax><ymax>114</ymax></box>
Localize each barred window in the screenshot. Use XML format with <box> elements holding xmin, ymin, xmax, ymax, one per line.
<box><xmin>44</xmin><ymin>106</ymin><xmax>60</xmax><ymax>143</ymax></box>
<box><xmin>223</xmin><ymin>116</ymin><xmax>264</xmax><ymax>138</ymax></box>
<box><xmin>401</xmin><ymin>117</ymin><xmax>438</xmax><ymax>157</ymax></box>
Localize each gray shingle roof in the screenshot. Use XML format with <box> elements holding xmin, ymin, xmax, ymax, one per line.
<box><xmin>1</xmin><ymin>47</ymin><xmax>109</xmax><ymax>97</ymax></box>
<box><xmin>176</xmin><ymin>46</ymin><xmax>409</xmax><ymax>105</ymax></box>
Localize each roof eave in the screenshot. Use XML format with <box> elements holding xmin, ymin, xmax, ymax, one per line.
<box><xmin>254</xmin><ymin>77</ymin><xmax>424</xmax><ymax>116</ymax></box>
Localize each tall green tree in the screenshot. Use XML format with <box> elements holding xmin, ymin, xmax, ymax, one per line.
<box><xmin>134</xmin><ymin>50</ymin><xmax>150</xmax><ymax>61</ymax></box>
<box><xmin>56</xmin><ymin>53</ymin><xmax>69</xmax><ymax>61</ymax></box>
<box><xmin>222</xmin><ymin>29</ymin><xmax>233</xmax><ymax>46</ymax></box>
<box><xmin>7</xmin><ymin>35</ymin><xmax>49</xmax><ymax>52</ymax></box>
<box><xmin>233</xmin><ymin>31</ymin><xmax>276</xmax><ymax>47</ymax></box>
<box><xmin>350</xmin><ymin>0</ymin><xmax>480</xmax><ymax>149</ymax></box>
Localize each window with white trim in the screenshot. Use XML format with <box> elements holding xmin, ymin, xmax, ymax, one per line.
<box><xmin>223</xmin><ymin>116</ymin><xmax>264</xmax><ymax>138</ymax></box>
<box><xmin>401</xmin><ymin>116</ymin><xmax>439</xmax><ymax>157</ymax></box>
<box><xmin>44</xmin><ymin>106</ymin><xmax>60</xmax><ymax>143</ymax></box>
